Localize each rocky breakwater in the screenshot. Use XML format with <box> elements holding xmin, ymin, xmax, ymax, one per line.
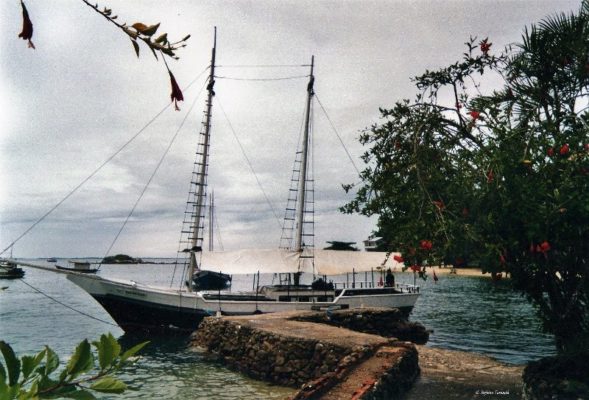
<box><xmin>190</xmin><ymin>309</ymin><xmax>422</xmax><ymax>399</ymax></box>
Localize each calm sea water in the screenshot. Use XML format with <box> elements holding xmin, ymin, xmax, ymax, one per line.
<box><xmin>0</xmin><ymin>260</ymin><xmax>555</xmax><ymax>398</ymax></box>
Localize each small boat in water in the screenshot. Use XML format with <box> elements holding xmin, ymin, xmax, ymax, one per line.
<box><xmin>46</xmin><ymin>257</ymin><xmax>57</xmax><ymax>262</ymax></box>
<box><xmin>0</xmin><ymin>259</ymin><xmax>25</xmax><ymax>279</ymax></box>
<box><xmin>56</xmin><ymin>260</ymin><xmax>98</xmax><ymax>274</ymax></box>
<box><xmin>192</xmin><ymin>270</ymin><xmax>232</xmax><ymax>291</ymax></box>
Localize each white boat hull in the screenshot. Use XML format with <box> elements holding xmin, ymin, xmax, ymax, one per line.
<box><xmin>67</xmin><ymin>273</ymin><xmax>420</xmax><ymax>333</ymax></box>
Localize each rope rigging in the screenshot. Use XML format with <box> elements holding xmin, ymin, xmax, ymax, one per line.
<box><xmin>0</xmin><ymin>66</ymin><xmax>211</xmax><ymax>257</ymax></box>
<box><xmin>3</xmin><ymin>59</ymin><xmax>364</xmax><ymax>264</ymax></box>
<box><xmin>215</xmin><ymin>75</ymin><xmax>309</xmax><ymax>81</ymax></box>
<box><xmin>216</xmin><ymin>97</ymin><xmax>283</xmax><ymax>229</ymax></box>
<box><xmin>217</xmin><ymin>64</ymin><xmax>311</xmax><ymax>68</ymax></box>
<box><xmin>18</xmin><ymin>278</ymin><xmax>119</xmax><ymax>328</ymax></box>
<box><xmin>98</xmin><ymin>79</ymin><xmax>209</xmax><ymax>271</ymax></box>
<box><xmin>314</xmin><ymin>93</ymin><xmax>362</xmax><ymax>178</ymax></box>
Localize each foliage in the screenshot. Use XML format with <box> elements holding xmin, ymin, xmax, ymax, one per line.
<box><xmin>343</xmin><ymin>2</ymin><xmax>589</xmax><ymax>354</ymax></box>
<box><xmin>523</xmin><ymin>351</ymin><xmax>589</xmax><ymax>398</ymax></box>
<box><xmin>0</xmin><ymin>333</ymin><xmax>148</xmax><ymax>399</ymax></box>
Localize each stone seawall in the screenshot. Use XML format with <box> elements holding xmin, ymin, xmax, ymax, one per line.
<box><xmin>293</xmin><ymin>307</ymin><xmax>430</xmax><ymax>344</ymax></box>
<box><xmin>190</xmin><ymin>309</ymin><xmax>422</xmax><ymax>399</ymax></box>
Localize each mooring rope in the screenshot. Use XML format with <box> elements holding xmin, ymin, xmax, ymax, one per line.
<box><xmin>18</xmin><ymin>278</ymin><xmax>119</xmax><ymax>328</ymax></box>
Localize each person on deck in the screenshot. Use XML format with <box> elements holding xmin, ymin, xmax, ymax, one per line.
<box><xmin>385</xmin><ymin>268</ymin><xmax>395</xmax><ymax>287</ymax></box>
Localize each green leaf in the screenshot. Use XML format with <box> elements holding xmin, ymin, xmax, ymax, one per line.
<box><xmin>62</xmin><ymin>389</ymin><xmax>98</xmax><ymax>399</ymax></box>
<box><xmin>66</xmin><ymin>340</ymin><xmax>94</xmax><ymax>380</ymax></box>
<box><xmin>37</xmin><ymin>375</ymin><xmax>59</xmax><ymax>392</ymax></box>
<box><xmin>90</xmin><ymin>377</ymin><xmax>127</xmax><ymax>394</ymax></box>
<box><xmin>94</xmin><ymin>333</ymin><xmax>120</xmax><ymax>371</ymax></box>
<box><xmin>131</xmin><ymin>39</ymin><xmax>140</xmax><ymax>58</ymax></box>
<box><xmin>59</xmin><ymin>367</ymin><xmax>69</xmax><ymax>383</ymax></box>
<box><xmin>21</xmin><ymin>349</ymin><xmax>45</xmax><ymax>381</ymax></box>
<box><xmin>25</xmin><ymin>379</ymin><xmax>39</xmax><ymax>398</ymax></box>
<box><xmin>0</xmin><ymin>341</ymin><xmax>20</xmax><ymax>386</ymax></box>
<box><xmin>119</xmin><ymin>341</ymin><xmax>149</xmax><ymax>364</ymax></box>
<box><xmin>2</xmin><ymin>383</ymin><xmax>20</xmax><ymax>399</ymax></box>
<box><xmin>0</xmin><ymin>369</ymin><xmax>6</xmax><ymax>394</ymax></box>
<box><xmin>44</xmin><ymin>346</ymin><xmax>60</xmax><ymax>376</ymax></box>
<box><xmin>50</xmin><ymin>383</ymin><xmax>79</xmax><ymax>397</ymax></box>
<box><xmin>21</xmin><ymin>357</ymin><xmax>36</xmax><ymax>382</ymax></box>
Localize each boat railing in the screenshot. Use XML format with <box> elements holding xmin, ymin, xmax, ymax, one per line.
<box><xmin>395</xmin><ymin>283</ymin><xmax>420</xmax><ymax>293</ymax></box>
<box><xmin>333</xmin><ymin>281</ymin><xmax>376</xmax><ymax>289</ymax></box>
<box><xmin>333</xmin><ymin>281</ymin><xmax>419</xmax><ymax>293</ymax></box>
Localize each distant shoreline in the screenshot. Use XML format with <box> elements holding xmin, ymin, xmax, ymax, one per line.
<box><xmin>393</xmin><ymin>267</ymin><xmax>505</xmax><ymax>279</ymax></box>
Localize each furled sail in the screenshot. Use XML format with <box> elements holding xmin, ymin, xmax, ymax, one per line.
<box><xmin>201</xmin><ymin>249</ymin><xmax>403</xmax><ymax>275</ymax></box>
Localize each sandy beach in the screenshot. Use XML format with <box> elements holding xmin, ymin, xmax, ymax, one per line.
<box><xmin>393</xmin><ymin>267</ymin><xmax>503</xmax><ymax>278</ymax></box>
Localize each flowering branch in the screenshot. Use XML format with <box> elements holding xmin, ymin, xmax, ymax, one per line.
<box><xmin>80</xmin><ymin>0</ymin><xmax>190</xmax><ymax>60</ymax></box>
<box><xmin>16</xmin><ymin>1</ymin><xmax>191</xmax><ymax>110</ymax></box>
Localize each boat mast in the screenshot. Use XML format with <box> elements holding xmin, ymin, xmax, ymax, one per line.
<box><xmin>187</xmin><ymin>27</ymin><xmax>217</xmax><ymax>292</ymax></box>
<box><xmin>294</xmin><ymin>56</ymin><xmax>314</xmax><ymax>252</ymax></box>
<box><xmin>209</xmin><ymin>190</ymin><xmax>214</xmax><ymax>251</ymax></box>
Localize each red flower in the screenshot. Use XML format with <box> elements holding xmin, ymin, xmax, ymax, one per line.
<box><xmin>486</xmin><ymin>169</ymin><xmax>494</xmax><ymax>183</ymax></box>
<box><xmin>393</xmin><ymin>255</ymin><xmax>404</xmax><ymax>263</ymax></box>
<box><xmin>18</xmin><ymin>1</ymin><xmax>35</xmax><ymax>49</ymax></box>
<box><xmin>499</xmin><ymin>253</ymin><xmax>506</xmax><ymax>265</ymax></box>
<box><xmin>480</xmin><ymin>38</ymin><xmax>492</xmax><ymax>56</ymax></box>
<box><xmin>547</xmin><ymin>147</ymin><xmax>554</xmax><ymax>157</ymax></box>
<box><xmin>469</xmin><ymin>110</ymin><xmax>481</xmax><ymax>120</ymax></box>
<box><xmin>584</xmin><ymin>143</ymin><xmax>589</xmax><ymax>151</ymax></box>
<box><xmin>168</xmin><ymin>70</ymin><xmax>184</xmax><ymax>111</ymax></box>
<box><xmin>419</xmin><ymin>240</ymin><xmax>433</xmax><ymax>251</ymax></box>
<box><xmin>432</xmin><ymin>200</ymin><xmax>445</xmax><ymax>210</ymax></box>
<box><xmin>410</xmin><ymin>265</ymin><xmax>421</xmax><ymax>272</ymax></box>
<box><xmin>539</xmin><ymin>241</ymin><xmax>551</xmax><ymax>253</ymax></box>
<box><xmin>560</xmin><ymin>144</ymin><xmax>569</xmax><ymax>155</ymax></box>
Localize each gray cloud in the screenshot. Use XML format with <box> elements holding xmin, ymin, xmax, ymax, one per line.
<box><xmin>1</xmin><ymin>0</ymin><xmax>578</xmax><ymax>257</ymax></box>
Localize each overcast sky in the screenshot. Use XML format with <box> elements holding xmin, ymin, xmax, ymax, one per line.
<box><xmin>0</xmin><ymin>0</ymin><xmax>579</xmax><ymax>258</ymax></box>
